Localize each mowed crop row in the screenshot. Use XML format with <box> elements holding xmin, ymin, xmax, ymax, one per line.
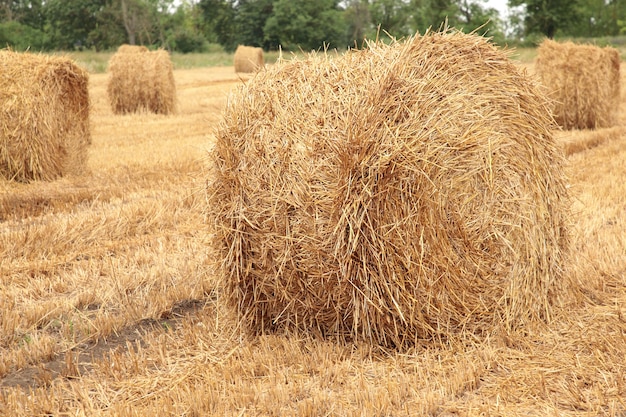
<box><xmin>0</xmin><ymin>56</ymin><xmax>625</xmax><ymax>415</ymax></box>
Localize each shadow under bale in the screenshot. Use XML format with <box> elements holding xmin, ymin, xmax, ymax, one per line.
<box><xmin>208</xmin><ymin>30</ymin><xmax>572</xmax><ymax>348</ymax></box>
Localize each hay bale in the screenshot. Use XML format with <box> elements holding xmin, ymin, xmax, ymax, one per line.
<box><xmin>116</xmin><ymin>44</ymin><xmax>149</xmax><ymax>53</ymax></box>
<box><xmin>0</xmin><ymin>50</ymin><xmax>90</xmax><ymax>182</ymax></box>
<box><xmin>208</xmin><ymin>30</ymin><xmax>571</xmax><ymax>347</ymax></box>
<box><xmin>535</xmin><ymin>39</ymin><xmax>621</xmax><ymax>130</ymax></box>
<box><xmin>234</xmin><ymin>45</ymin><xmax>264</xmax><ymax>73</ymax></box>
<box><xmin>107</xmin><ymin>48</ymin><xmax>176</xmax><ymax>115</ymax></box>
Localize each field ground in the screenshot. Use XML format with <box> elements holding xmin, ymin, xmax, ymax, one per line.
<box><xmin>0</xmin><ymin>57</ymin><xmax>625</xmax><ymax>415</ymax></box>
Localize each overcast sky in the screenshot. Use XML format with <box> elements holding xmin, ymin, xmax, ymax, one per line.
<box><xmin>484</xmin><ymin>0</ymin><xmax>512</xmax><ymax>18</ymax></box>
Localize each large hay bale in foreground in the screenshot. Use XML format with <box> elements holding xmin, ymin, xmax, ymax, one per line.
<box><xmin>107</xmin><ymin>48</ymin><xmax>176</xmax><ymax>115</ymax></box>
<box><xmin>234</xmin><ymin>45</ymin><xmax>264</xmax><ymax>73</ymax></box>
<box><xmin>0</xmin><ymin>50</ymin><xmax>90</xmax><ymax>182</ymax></box>
<box><xmin>535</xmin><ymin>39</ymin><xmax>621</xmax><ymax>130</ymax></box>
<box><xmin>208</xmin><ymin>31</ymin><xmax>571</xmax><ymax>347</ymax></box>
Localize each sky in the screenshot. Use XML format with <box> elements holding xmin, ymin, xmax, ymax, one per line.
<box><xmin>484</xmin><ymin>0</ymin><xmax>513</xmax><ymax>18</ymax></box>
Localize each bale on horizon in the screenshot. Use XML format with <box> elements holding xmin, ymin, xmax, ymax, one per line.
<box><xmin>116</xmin><ymin>44</ymin><xmax>149</xmax><ymax>54</ymax></box>
<box><xmin>234</xmin><ymin>45</ymin><xmax>264</xmax><ymax>73</ymax></box>
<box><xmin>535</xmin><ymin>39</ymin><xmax>621</xmax><ymax>130</ymax></box>
<box><xmin>0</xmin><ymin>50</ymin><xmax>90</xmax><ymax>182</ymax></box>
<box><xmin>107</xmin><ymin>47</ymin><xmax>176</xmax><ymax>115</ymax></box>
<box><xmin>208</xmin><ymin>30</ymin><xmax>571</xmax><ymax>348</ymax></box>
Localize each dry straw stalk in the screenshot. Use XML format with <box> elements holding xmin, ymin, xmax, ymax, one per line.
<box><xmin>107</xmin><ymin>45</ymin><xmax>177</xmax><ymax>115</ymax></box>
<box><xmin>208</xmin><ymin>30</ymin><xmax>571</xmax><ymax>348</ymax></box>
<box><xmin>535</xmin><ymin>39</ymin><xmax>621</xmax><ymax>130</ymax></box>
<box><xmin>0</xmin><ymin>50</ymin><xmax>90</xmax><ymax>182</ymax></box>
<box><xmin>233</xmin><ymin>45</ymin><xmax>264</xmax><ymax>73</ymax></box>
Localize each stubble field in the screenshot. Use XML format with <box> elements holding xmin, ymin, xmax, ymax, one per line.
<box><xmin>0</xmin><ymin>57</ymin><xmax>625</xmax><ymax>416</ymax></box>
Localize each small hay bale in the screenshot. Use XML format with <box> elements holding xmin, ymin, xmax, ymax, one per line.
<box><xmin>0</xmin><ymin>50</ymin><xmax>90</xmax><ymax>182</ymax></box>
<box><xmin>535</xmin><ymin>39</ymin><xmax>621</xmax><ymax>130</ymax></box>
<box><xmin>208</xmin><ymin>30</ymin><xmax>571</xmax><ymax>347</ymax></box>
<box><xmin>234</xmin><ymin>45</ymin><xmax>264</xmax><ymax>73</ymax></box>
<box><xmin>107</xmin><ymin>48</ymin><xmax>176</xmax><ymax>115</ymax></box>
<box><xmin>116</xmin><ymin>44</ymin><xmax>149</xmax><ymax>53</ymax></box>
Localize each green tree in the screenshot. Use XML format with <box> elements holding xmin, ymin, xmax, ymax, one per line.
<box><xmin>343</xmin><ymin>0</ymin><xmax>371</xmax><ymax>46</ymax></box>
<box><xmin>410</xmin><ymin>0</ymin><xmax>503</xmax><ymax>41</ymax></box>
<box><xmin>234</xmin><ymin>0</ymin><xmax>277</xmax><ymax>49</ymax></box>
<box><xmin>369</xmin><ymin>0</ymin><xmax>411</xmax><ymax>38</ymax></box>
<box><xmin>0</xmin><ymin>20</ymin><xmax>47</xmax><ymax>50</ymax></box>
<box><xmin>571</xmin><ymin>0</ymin><xmax>626</xmax><ymax>37</ymax></box>
<box><xmin>0</xmin><ymin>0</ymin><xmax>47</xmax><ymax>50</ymax></box>
<box><xmin>198</xmin><ymin>0</ymin><xmax>237</xmax><ymax>50</ymax></box>
<box><xmin>457</xmin><ymin>0</ymin><xmax>502</xmax><ymax>39</ymax></box>
<box><xmin>412</xmin><ymin>0</ymin><xmax>459</xmax><ymax>32</ymax></box>
<box><xmin>0</xmin><ymin>0</ymin><xmax>45</xmax><ymax>28</ymax></box>
<box><xmin>165</xmin><ymin>0</ymin><xmax>208</xmax><ymax>52</ymax></box>
<box><xmin>119</xmin><ymin>0</ymin><xmax>156</xmax><ymax>45</ymax></box>
<box><xmin>508</xmin><ymin>0</ymin><xmax>580</xmax><ymax>38</ymax></box>
<box><xmin>44</xmin><ymin>0</ymin><xmax>105</xmax><ymax>49</ymax></box>
<box><xmin>263</xmin><ymin>0</ymin><xmax>345</xmax><ymax>51</ymax></box>
<box><xmin>88</xmin><ymin>0</ymin><xmax>127</xmax><ymax>50</ymax></box>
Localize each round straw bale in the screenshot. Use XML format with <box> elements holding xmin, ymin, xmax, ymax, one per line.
<box><xmin>234</xmin><ymin>45</ymin><xmax>264</xmax><ymax>73</ymax></box>
<box><xmin>208</xmin><ymin>30</ymin><xmax>571</xmax><ymax>347</ymax></box>
<box><xmin>116</xmin><ymin>44</ymin><xmax>149</xmax><ymax>53</ymax></box>
<box><xmin>535</xmin><ymin>39</ymin><xmax>621</xmax><ymax>130</ymax></box>
<box><xmin>107</xmin><ymin>48</ymin><xmax>176</xmax><ymax>115</ymax></box>
<box><xmin>0</xmin><ymin>50</ymin><xmax>90</xmax><ymax>182</ymax></box>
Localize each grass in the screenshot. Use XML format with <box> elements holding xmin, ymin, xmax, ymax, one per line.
<box><xmin>0</xmin><ymin>57</ymin><xmax>625</xmax><ymax>415</ymax></box>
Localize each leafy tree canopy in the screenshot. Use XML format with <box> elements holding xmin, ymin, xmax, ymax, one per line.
<box><xmin>263</xmin><ymin>0</ymin><xmax>345</xmax><ymax>51</ymax></box>
<box><xmin>508</xmin><ymin>0</ymin><xmax>580</xmax><ymax>38</ymax></box>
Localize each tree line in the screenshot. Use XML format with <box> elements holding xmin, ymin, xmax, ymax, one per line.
<box><xmin>1</xmin><ymin>0</ymin><xmax>625</xmax><ymax>53</ymax></box>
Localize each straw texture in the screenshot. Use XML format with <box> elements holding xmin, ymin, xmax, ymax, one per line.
<box><xmin>116</xmin><ymin>44</ymin><xmax>149</xmax><ymax>53</ymax></box>
<box><xmin>233</xmin><ymin>45</ymin><xmax>264</xmax><ymax>73</ymax></box>
<box><xmin>208</xmin><ymin>30</ymin><xmax>571</xmax><ymax>347</ymax></box>
<box><xmin>0</xmin><ymin>50</ymin><xmax>90</xmax><ymax>182</ymax></box>
<box><xmin>107</xmin><ymin>47</ymin><xmax>176</xmax><ymax>115</ymax></box>
<box><xmin>535</xmin><ymin>39</ymin><xmax>621</xmax><ymax>130</ymax></box>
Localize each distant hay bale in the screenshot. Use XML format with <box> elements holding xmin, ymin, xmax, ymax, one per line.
<box><xmin>116</xmin><ymin>44</ymin><xmax>149</xmax><ymax>53</ymax></box>
<box><xmin>234</xmin><ymin>45</ymin><xmax>264</xmax><ymax>73</ymax></box>
<box><xmin>0</xmin><ymin>50</ymin><xmax>90</xmax><ymax>182</ymax></box>
<box><xmin>535</xmin><ymin>39</ymin><xmax>621</xmax><ymax>130</ymax></box>
<box><xmin>107</xmin><ymin>48</ymin><xmax>176</xmax><ymax>115</ymax></box>
<box><xmin>208</xmin><ymin>30</ymin><xmax>571</xmax><ymax>347</ymax></box>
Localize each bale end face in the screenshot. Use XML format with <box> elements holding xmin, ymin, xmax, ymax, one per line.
<box><xmin>0</xmin><ymin>51</ymin><xmax>90</xmax><ymax>182</ymax></box>
<box><xmin>535</xmin><ymin>39</ymin><xmax>621</xmax><ymax>130</ymax></box>
<box><xmin>107</xmin><ymin>48</ymin><xmax>177</xmax><ymax>115</ymax></box>
<box><xmin>234</xmin><ymin>45</ymin><xmax>265</xmax><ymax>73</ymax></box>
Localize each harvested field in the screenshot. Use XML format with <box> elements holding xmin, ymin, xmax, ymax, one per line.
<box><xmin>0</xmin><ymin>52</ymin><xmax>625</xmax><ymax>416</ymax></box>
